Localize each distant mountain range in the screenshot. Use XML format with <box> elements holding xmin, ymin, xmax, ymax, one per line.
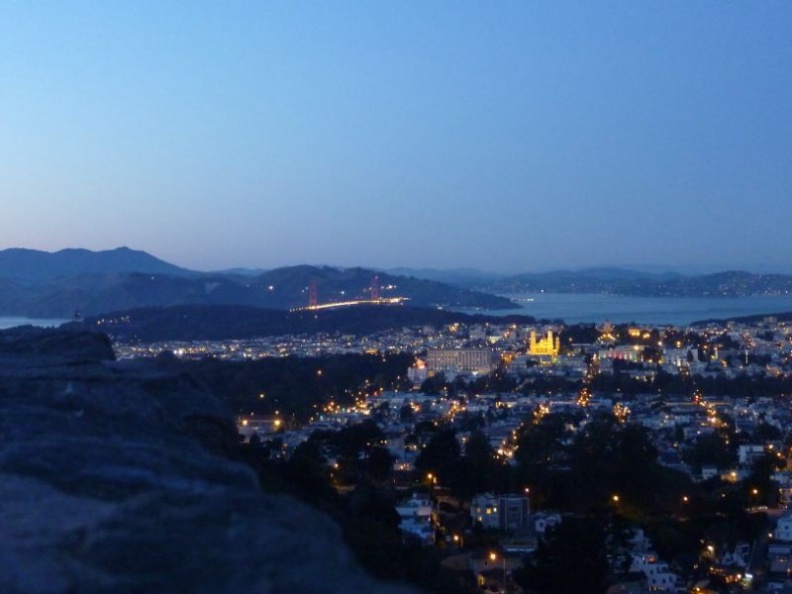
<box><xmin>483</xmin><ymin>269</ymin><xmax>792</xmax><ymax>298</ymax></box>
<box><xmin>385</xmin><ymin>267</ymin><xmax>505</xmax><ymax>285</ymax></box>
<box><xmin>0</xmin><ymin>248</ymin><xmax>515</xmax><ymax>317</ymax></box>
<box><xmin>6</xmin><ymin>247</ymin><xmax>792</xmax><ymax>319</ymax></box>
<box><xmin>0</xmin><ymin>247</ymin><xmax>191</xmax><ymax>281</ymax></box>
<box><xmin>398</xmin><ymin>266</ymin><xmax>792</xmax><ymax>299</ymax></box>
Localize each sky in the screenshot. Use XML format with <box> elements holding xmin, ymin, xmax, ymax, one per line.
<box><xmin>1</xmin><ymin>2</ymin><xmax>791</xmax><ymax>274</ymax></box>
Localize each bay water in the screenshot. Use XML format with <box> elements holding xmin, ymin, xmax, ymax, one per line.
<box><xmin>4</xmin><ymin>294</ymin><xmax>792</xmax><ymax>331</ymax></box>
<box><xmin>484</xmin><ymin>293</ymin><xmax>792</xmax><ymax>326</ymax></box>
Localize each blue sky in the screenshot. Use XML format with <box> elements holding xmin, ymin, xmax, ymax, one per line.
<box><xmin>1</xmin><ymin>2</ymin><xmax>790</xmax><ymax>273</ymax></box>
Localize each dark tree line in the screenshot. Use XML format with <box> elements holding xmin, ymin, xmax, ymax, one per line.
<box><xmin>156</xmin><ymin>351</ymin><xmax>415</xmax><ymax>421</ymax></box>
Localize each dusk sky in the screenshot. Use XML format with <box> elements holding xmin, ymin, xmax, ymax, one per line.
<box><xmin>2</xmin><ymin>2</ymin><xmax>791</xmax><ymax>273</ymax></box>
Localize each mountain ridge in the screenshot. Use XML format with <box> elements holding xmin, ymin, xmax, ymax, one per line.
<box><xmin>485</xmin><ymin>269</ymin><xmax>792</xmax><ymax>298</ymax></box>
<box><xmin>7</xmin><ymin>247</ymin><xmax>792</xmax><ymax>316</ymax></box>
<box><xmin>0</xmin><ymin>249</ymin><xmax>516</xmax><ymax>317</ymax></box>
<box><xmin>0</xmin><ymin>246</ymin><xmax>192</xmax><ymax>281</ymax></box>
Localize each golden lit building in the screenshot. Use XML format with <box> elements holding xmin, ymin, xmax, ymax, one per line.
<box><xmin>528</xmin><ymin>330</ymin><xmax>560</xmax><ymax>358</ymax></box>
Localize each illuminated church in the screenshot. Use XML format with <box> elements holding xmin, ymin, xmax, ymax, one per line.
<box><xmin>528</xmin><ymin>330</ymin><xmax>560</xmax><ymax>359</ymax></box>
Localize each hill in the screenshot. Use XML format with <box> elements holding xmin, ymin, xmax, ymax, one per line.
<box><xmin>0</xmin><ymin>249</ymin><xmax>517</xmax><ymax>317</ymax></box>
<box><xmin>0</xmin><ymin>246</ymin><xmax>191</xmax><ymax>281</ymax></box>
<box><xmin>0</xmin><ymin>325</ymin><xmax>418</xmax><ymax>594</ymax></box>
<box><xmin>386</xmin><ymin>266</ymin><xmax>505</xmax><ymax>284</ymax></box>
<box><xmin>488</xmin><ymin>269</ymin><xmax>792</xmax><ymax>298</ymax></box>
<box><xmin>691</xmin><ymin>310</ymin><xmax>792</xmax><ymax>327</ymax></box>
<box><xmin>77</xmin><ymin>303</ymin><xmax>536</xmax><ymax>342</ymax></box>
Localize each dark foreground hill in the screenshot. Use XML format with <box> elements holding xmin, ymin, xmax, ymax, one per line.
<box><xmin>0</xmin><ymin>326</ymin><xmax>417</xmax><ymax>594</ymax></box>
<box><xmin>77</xmin><ymin>303</ymin><xmax>537</xmax><ymax>342</ymax></box>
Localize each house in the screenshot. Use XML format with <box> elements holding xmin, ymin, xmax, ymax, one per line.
<box><xmin>471</xmin><ymin>492</ymin><xmax>531</xmax><ymax>533</ymax></box>
<box><xmin>470</xmin><ymin>550</ymin><xmax>522</xmax><ymax>593</ymax></box>
<box><xmin>774</xmin><ymin>510</ymin><xmax>792</xmax><ymax>543</ymax></box>
<box><xmin>471</xmin><ymin>493</ymin><xmax>500</xmax><ymax>530</ymax></box>
<box><xmin>396</xmin><ymin>493</ymin><xmax>434</xmax><ymax>545</ymax></box>
<box><xmin>738</xmin><ymin>444</ymin><xmax>766</xmax><ymax>467</ymax></box>
<box><xmin>629</xmin><ymin>552</ymin><xmax>684</xmax><ymax>592</ymax></box>
<box><xmin>532</xmin><ymin>511</ymin><xmax>562</xmax><ymax>536</ymax></box>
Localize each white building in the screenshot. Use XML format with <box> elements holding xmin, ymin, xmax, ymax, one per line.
<box><xmin>629</xmin><ymin>552</ymin><xmax>683</xmax><ymax>592</ymax></box>
<box><xmin>471</xmin><ymin>493</ymin><xmax>501</xmax><ymax>530</ymax></box>
<box><xmin>426</xmin><ymin>348</ymin><xmax>497</xmax><ymax>374</ymax></box>
<box><xmin>396</xmin><ymin>493</ymin><xmax>434</xmax><ymax>545</ymax></box>
<box><xmin>738</xmin><ymin>444</ymin><xmax>766</xmax><ymax>467</ymax></box>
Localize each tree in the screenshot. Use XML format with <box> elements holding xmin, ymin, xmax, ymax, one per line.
<box><xmin>753</xmin><ymin>422</ymin><xmax>782</xmax><ymax>442</ymax></box>
<box><xmin>455</xmin><ymin>429</ymin><xmax>498</xmax><ymax>497</ymax></box>
<box><xmin>399</xmin><ymin>403</ymin><xmax>416</xmax><ymax>423</ymax></box>
<box><xmin>371</xmin><ymin>400</ymin><xmax>391</xmax><ymax>422</ymax></box>
<box><xmin>415</xmin><ymin>427</ymin><xmax>461</xmax><ymax>487</ymax></box>
<box><xmin>285</xmin><ymin>440</ymin><xmax>336</xmax><ymax>504</ymax></box>
<box><xmin>334</xmin><ymin>418</ymin><xmax>383</xmax><ymax>460</ymax></box>
<box><xmin>682</xmin><ymin>432</ymin><xmax>735</xmax><ymax>471</ymax></box>
<box><xmin>421</xmin><ymin>372</ymin><xmax>449</xmax><ymax>395</ymax></box>
<box><xmin>366</xmin><ymin>446</ymin><xmax>394</xmax><ymax>482</ymax></box>
<box><xmin>745</xmin><ymin>452</ymin><xmax>783</xmax><ymax>507</ymax></box>
<box><xmin>516</xmin><ymin>516</ymin><xmax>609</xmax><ymax>594</ymax></box>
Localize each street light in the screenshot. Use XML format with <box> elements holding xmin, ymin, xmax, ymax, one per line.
<box><xmin>489</xmin><ymin>551</ymin><xmax>506</xmax><ymax>593</ymax></box>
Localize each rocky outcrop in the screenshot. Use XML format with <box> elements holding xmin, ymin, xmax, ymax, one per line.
<box><xmin>0</xmin><ymin>328</ymin><xmax>418</xmax><ymax>594</ymax></box>
<box><xmin>0</xmin><ymin>325</ymin><xmax>115</xmax><ymax>365</ymax></box>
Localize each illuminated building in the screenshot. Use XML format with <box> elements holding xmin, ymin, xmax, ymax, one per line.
<box><xmin>598</xmin><ymin>320</ymin><xmax>616</xmax><ymax>343</ymax></box>
<box><xmin>471</xmin><ymin>492</ymin><xmax>531</xmax><ymax>532</ymax></box>
<box><xmin>407</xmin><ymin>359</ymin><xmax>429</xmax><ymax>385</ymax></box>
<box><xmin>426</xmin><ymin>349</ymin><xmax>496</xmax><ymax>374</ymax></box>
<box><xmin>528</xmin><ymin>330</ymin><xmax>560</xmax><ymax>358</ymax></box>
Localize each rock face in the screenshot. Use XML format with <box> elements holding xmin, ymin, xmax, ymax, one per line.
<box><xmin>0</xmin><ymin>328</ymin><xmax>417</xmax><ymax>594</ymax></box>
<box><xmin>0</xmin><ymin>325</ymin><xmax>116</xmax><ymax>364</ymax></box>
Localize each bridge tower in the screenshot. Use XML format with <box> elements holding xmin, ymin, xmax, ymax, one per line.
<box><xmin>370</xmin><ymin>275</ymin><xmax>380</xmax><ymax>300</ymax></box>
<box><xmin>308</xmin><ymin>281</ymin><xmax>317</xmax><ymax>307</ymax></box>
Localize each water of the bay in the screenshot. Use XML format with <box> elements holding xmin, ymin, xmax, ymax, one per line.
<box><xmin>4</xmin><ymin>295</ymin><xmax>792</xmax><ymax>330</ymax></box>
<box><xmin>482</xmin><ymin>293</ymin><xmax>792</xmax><ymax>326</ymax></box>
<box><xmin>0</xmin><ymin>317</ymin><xmax>69</xmax><ymax>330</ymax></box>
